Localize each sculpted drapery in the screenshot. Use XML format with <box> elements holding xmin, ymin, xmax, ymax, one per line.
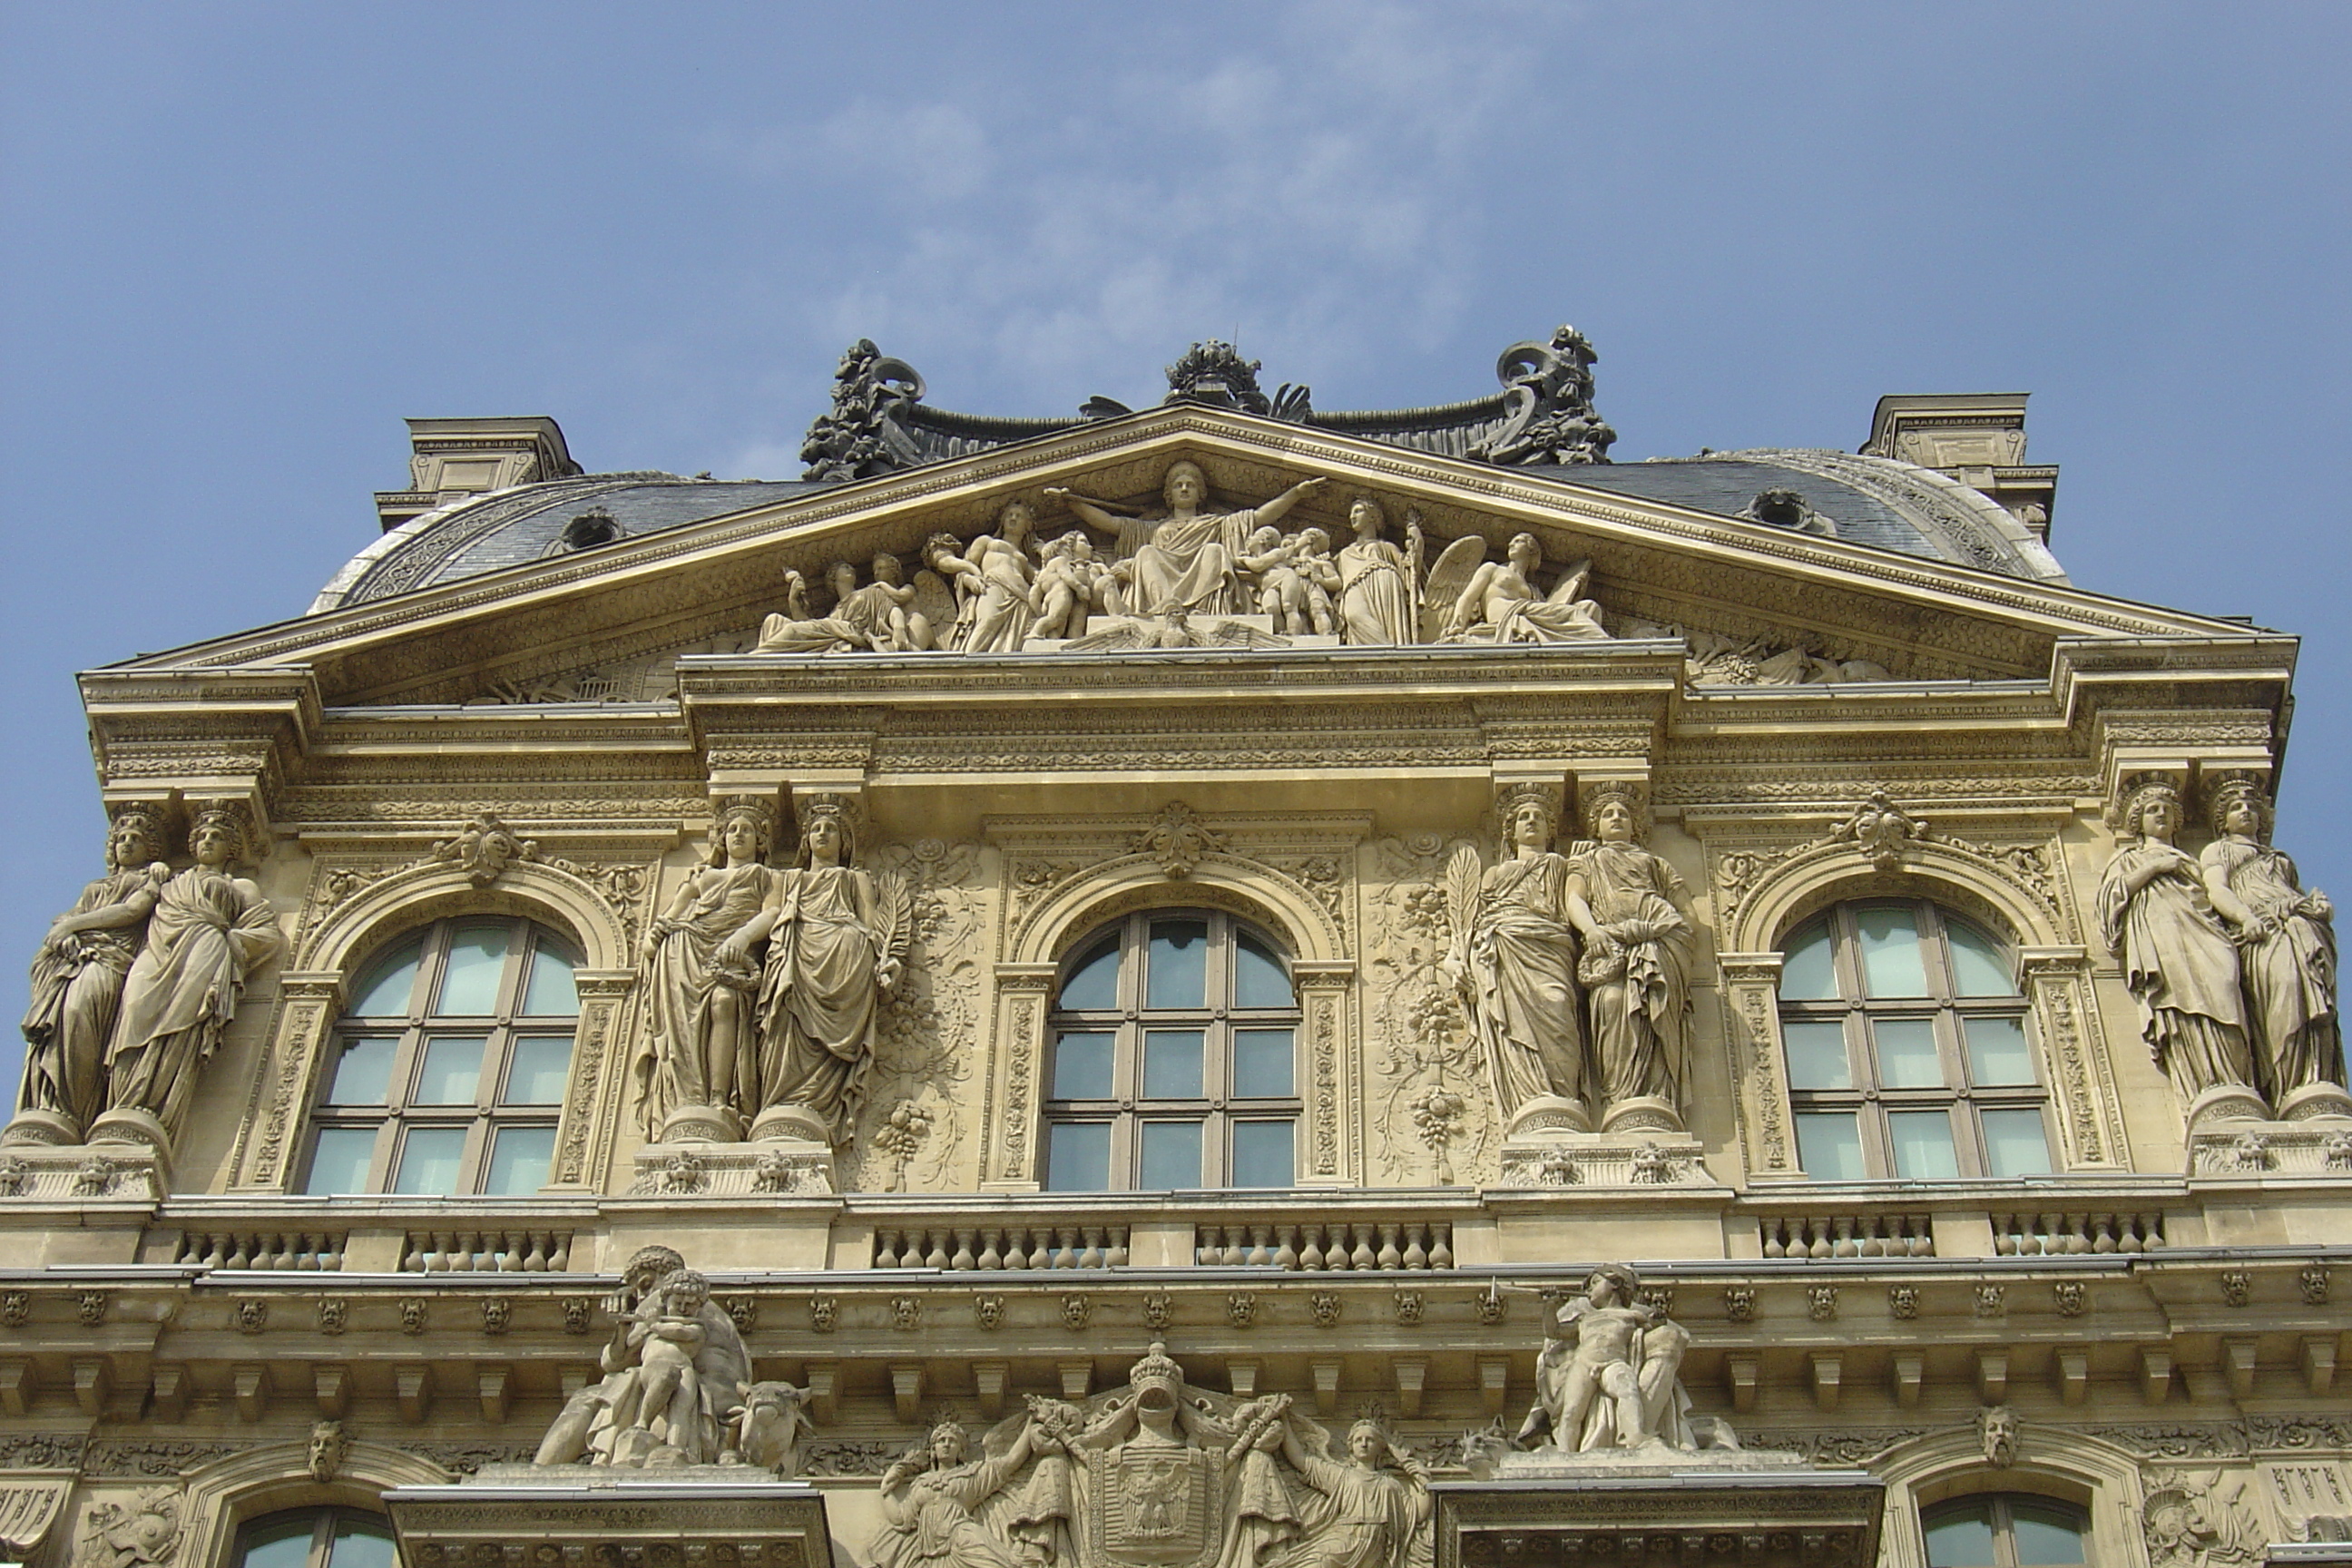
<box><xmin>2096</xmin><ymin>779</ymin><xmax>2259</xmax><ymax>1104</ymax></box>
<box><xmin>1564</xmin><ymin>788</ymin><xmax>1692</xmax><ymax>1123</ymax></box>
<box><xmin>2201</xmin><ymin>779</ymin><xmax>2342</xmax><ymax>1100</ymax></box>
<box><xmin>1049</xmin><ymin>462</ymin><xmax>1326</xmax><ymax>619</ymax></box>
<box><xmin>103</xmin><ymin>809</ymin><xmax>282</xmax><ymax>1141</ymax></box>
<box><xmin>1449</xmin><ymin>790</ymin><xmax>1587</xmax><ymax>1122</ymax></box>
<box><xmin>928</xmin><ymin>503</ymin><xmax>1040</xmax><ymax>653</ymax></box>
<box><xmin>1334</xmin><ymin>498</ymin><xmax>1416</xmax><ymax>646</ymax></box>
<box><xmin>634</xmin><ymin>803</ymin><xmax>779</xmax><ymax>1138</ymax></box>
<box><xmin>15</xmin><ymin>812</ymin><xmax>168</xmax><ymax>1137</ymax></box>
<box><xmin>755</xmin><ymin>803</ymin><xmax>904</xmax><ymax>1140</ymax></box>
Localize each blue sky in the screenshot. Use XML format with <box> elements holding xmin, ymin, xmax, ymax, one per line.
<box><xmin>3</xmin><ymin>3</ymin><xmax>2347</xmax><ymax>1096</ymax></box>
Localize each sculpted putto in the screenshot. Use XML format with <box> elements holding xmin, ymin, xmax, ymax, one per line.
<box><xmin>1514</xmin><ymin>1264</ymin><xmax>1695</xmax><ymax>1454</ymax></box>
<box><xmin>11</xmin><ymin>809</ymin><xmax>170</xmax><ymax>1142</ymax></box>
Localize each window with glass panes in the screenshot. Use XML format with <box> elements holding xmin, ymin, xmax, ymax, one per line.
<box><xmin>234</xmin><ymin>1511</ymin><xmax>397</xmax><ymax>1568</ymax></box>
<box><xmin>1777</xmin><ymin>900</ymin><xmax>2053</xmax><ymax>1181</ymax></box>
<box><xmin>1920</xmin><ymin>1494</ymin><xmax>2087</xmax><ymax>1567</ymax></box>
<box><xmin>1043</xmin><ymin>911</ymin><xmax>1300</xmax><ymax>1191</ymax></box>
<box><xmin>300</xmin><ymin>916</ymin><xmax>581</xmax><ymax>1196</ymax></box>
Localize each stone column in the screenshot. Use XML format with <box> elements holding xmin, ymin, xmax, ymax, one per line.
<box><xmin>980</xmin><ymin>963</ymin><xmax>1056</xmax><ymax>1192</ymax></box>
<box><xmin>2018</xmin><ymin>946</ymin><xmax>2127</xmax><ymax>1171</ymax></box>
<box><xmin>229</xmin><ymin>972</ymin><xmax>346</xmax><ymax>1193</ymax></box>
<box><xmin>1293</xmin><ymin>960</ymin><xmax>1357</xmax><ymax>1186</ymax></box>
<box><xmin>1717</xmin><ymin>953</ymin><xmax>1797</xmax><ymax>1178</ymax></box>
<box><xmin>551</xmin><ymin>970</ymin><xmax>637</xmax><ymax>1191</ymax></box>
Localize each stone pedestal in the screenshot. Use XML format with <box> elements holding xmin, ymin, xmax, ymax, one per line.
<box><xmin>0</xmin><ymin>1138</ymin><xmax>170</xmax><ymax>1201</ymax></box>
<box><xmin>1436</xmin><ymin>1455</ymin><xmax>1884</xmax><ymax>1568</ymax></box>
<box><xmin>1495</xmin><ymin>1126</ymin><xmax>1717</xmax><ymax>1189</ymax></box>
<box><xmin>2190</xmin><ymin>1116</ymin><xmax>2352</xmax><ymax>1177</ymax></box>
<box><xmin>386</xmin><ymin>1469</ymin><xmax>833</xmax><ymax>1568</ymax></box>
<box><xmin>631</xmin><ymin>1138</ymin><xmax>836</xmax><ymax>1196</ymax></box>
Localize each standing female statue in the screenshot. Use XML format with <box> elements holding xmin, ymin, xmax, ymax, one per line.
<box><xmin>11</xmin><ymin>810</ymin><xmax>170</xmax><ymax>1142</ymax></box>
<box><xmin>755</xmin><ymin>801</ymin><xmax>907</xmax><ymax>1142</ymax></box>
<box><xmin>1047</xmin><ymin>462</ymin><xmax>1325</xmax><ymax>618</ymax></box>
<box><xmin>927</xmin><ymin>502</ymin><xmax>1040</xmax><ymax>652</ymax></box>
<box><xmin>103</xmin><ymin>808</ymin><xmax>282</xmax><ymax>1142</ymax></box>
<box><xmin>2201</xmin><ymin>777</ymin><xmax>2342</xmax><ymax>1105</ymax></box>
<box><xmin>1563</xmin><ymin>784</ymin><xmax>1693</xmax><ymax>1130</ymax></box>
<box><xmin>1275</xmin><ymin>1416</ymin><xmax>1430</xmax><ymax>1568</ymax></box>
<box><xmin>1446</xmin><ymin>788</ymin><xmax>1588</xmax><ymax>1128</ymax></box>
<box><xmin>1333</xmin><ymin>497</ymin><xmax>1419</xmax><ymax>646</ymax></box>
<box><xmin>870</xmin><ymin>1420</ymin><xmax>1040</xmax><ymax>1568</ymax></box>
<box><xmin>2096</xmin><ymin>777</ymin><xmax>2260</xmax><ymax>1112</ymax></box>
<box><xmin>633</xmin><ymin>801</ymin><xmax>779</xmax><ymax>1139</ymax></box>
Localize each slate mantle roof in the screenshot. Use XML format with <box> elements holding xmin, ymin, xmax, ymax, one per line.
<box><xmin>312</xmin><ymin>336</ymin><xmax>2066</xmax><ymax>612</ymax></box>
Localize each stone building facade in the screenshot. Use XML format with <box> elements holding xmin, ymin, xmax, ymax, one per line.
<box><xmin>2</xmin><ymin>334</ymin><xmax>2345</xmax><ymax>1568</ymax></box>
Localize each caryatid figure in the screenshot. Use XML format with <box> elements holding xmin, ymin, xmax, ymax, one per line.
<box><xmin>103</xmin><ymin>808</ymin><xmax>282</xmax><ymax>1142</ymax></box>
<box><xmin>10</xmin><ymin>809</ymin><xmax>171</xmax><ymax>1142</ymax></box>
<box><xmin>2095</xmin><ymin>776</ymin><xmax>2261</xmax><ymax>1115</ymax></box>
<box><xmin>1446</xmin><ymin>786</ymin><xmax>1588</xmax><ymax>1128</ymax></box>
<box><xmin>634</xmin><ymin>799</ymin><xmax>781</xmax><ymax>1138</ymax></box>
<box><xmin>2200</xmin><ymin>776</ymin><xmax>2342</xmax><ymax>1108</ymax></box>
<box><xmin>1563</xmin><ymin>782</ymin><xmax>1693</xmax><ymax>1131</ymax></box>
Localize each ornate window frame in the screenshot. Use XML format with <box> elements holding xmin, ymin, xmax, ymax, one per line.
<box><xmin>113</xmin><ymin>1440</ymin><xmax>447</xmax><ymax>1568</ymax></box>
<box><xmin>983</xmin><ymin>854</ymin><xmax>1355</xmax><ymax>1191</ymax></box>
<box><xmin>228</xmin><ymin>858</ymin><xmax>638</xmax><ymax>1195</ymax></box>
<box><xmin>1868</xmin><ymin>1425</ymin><xmax>2148</xmax><ymax>1568</ymax></box>
<box><xmin>1714</xmin><ymin>841</ymin><xmax>2127</xmax><ymax>1181</ymax></box>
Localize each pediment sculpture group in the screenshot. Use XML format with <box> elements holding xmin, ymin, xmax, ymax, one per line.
<box><xmin>751</xmin><ymin>459</ymin><xmax>1618</xmax><ymax>657</ymax></box>
<box><xmin>632</xmin><ymin>796</ymin><xmax>909</xmax><ymax>1147</ymax></box>
<box><xmin>8</xmin><ymin>805</ymin><xmax>282</xmax><ymax>1151</ymax></box>
<box><xmin>2098</xmin><ymin>773</ymin><xmax>2345</xmax><ymax>1122</ymax></box>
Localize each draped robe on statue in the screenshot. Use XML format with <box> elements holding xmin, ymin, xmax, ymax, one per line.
<box><xmin>1117</xmin><ymin>509</ymin><xmax>1258</xmax><ymax>616</ymax></box>
<box><xmin>1286</xmin><ymin>1451</ymin><xmax>1426</xmax><ymax>1568</ymax></box>
<box><xmin>757</xmin><ymin>865</ymin><xmax>884</xmax><ymax>1138</ymax></box>
<box><xmin>2097</xmin><ymin>838</ymin><xmax>2256</xmax><ymax>1096</ymax></box>
<box><xmin>1464</xmin><ymin>852</ymin><xmax>1585</xmax><ymax>1113</ymax></box>
<box><xmin>635</xmin><ymin>862</ymin><xmax>777</xmax><ymax>1132</ymax></box>
<box><xmin>1335</xmin><ymin>537</ymin><xmax>1414</xmax><ymax>645</ymax></box>
<box><xmin>106</xmin><ymin>866</ymin><xmax>280</xmax><ymax>1137</ymax></box>
<box><xmin>19</xmin><ymin>865</ymin><xmax>165</xmax><ymax>1130</ymax></box>
<box><xmin>1570</xmin><ymin>841</ymin><xmax>1692</xmax><ymax>1109</ymax></box>
<box><xmin>2201</xmin><ymin>837</ymin><xmax>2341</xmax><ymax>1096</ymax></box>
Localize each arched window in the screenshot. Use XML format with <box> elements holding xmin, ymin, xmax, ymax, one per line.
<box><xmin>1778</xmin><ymin>899</ymin><xmax>2052</xmax><ymax>1181</ymax></box>
<box><xmin>1920</xmin><ymin>1494</ymin><xmax>2087</xmax><ymax>1566</ymax></box>
<box><xmin>299</xmin><ymin>916</ymin><xmax>581</xmax><ymax>1196</ymax></box>
<box><xmin>234</xmin><ymin>1510</ymin><xmax>396</xmax><ymax>1568</ymax></box>
<box><xmin>1044</xmin><ymin>910</ymin><xmax>1300</xmax><ymax>1191</ymax></box>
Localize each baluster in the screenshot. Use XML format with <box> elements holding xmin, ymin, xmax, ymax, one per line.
<box><xmin>2089</xmin><ymin>1214</ymin><xmax>2118</xmax><ymax>1254</ymax></box>
<box><xmin>955</xmin><ymin>1230</ymin><xmax>980</xmax><ymax>1270</ymax></box>
<box><xmin>1805</xmin><ymin>1220</ymin><xmax>1829</xmax><ymax>1260</ymax></box>
<box><xmin>1050</xmin><ymin>1227</ymin><xmax>1077</xmax><ymax>1269</ymax></box>
<box><xmin>1429</xmin><ymin>1224</ymin><xmax>1455</xmax><ymax>1269</ymax></box>
<box><xmin>205</xmin><ymin>1233</ymin><xmax>231</xmax><ymax>1269</ymax></box>
<box><xmin>225</xmin><ymin>1234</ymin><xmax>252</xmax><ymax>1270</ymax></box>
<box><xmin>550</xmin><ymin>1232</ymin><xmax>573</xmax><ymax>1271</ymax></box>
<box><xmin>1211</xmin><ymin>1226</ymin><xmax>1238</xmax><ymax>1267</ymax></box>
<box><xmin>1298</xmin><ymin>1225</ymin><xmax>1327</xmax><ymax>1270</ymax></box>
<box><xmin>1195</xmin><ymin>1229</ymin><xmax>1214</xmax><ymax>1266</ymax></box>
<box><xmin>319</xmin><ymin>1234</ymin><xmax>345</xmax><ymax>1271</ymax></box>
<box><xmin>1349</xmin><ymin>1225</ymin><xmax>1377</xmax><ymax>1271</ymax></box>
<box><xmin>1911</xmin><ymin>1217</ymin><xmax>1935</xmax><ymax>1258</ymax></box>
<box><xmin>1832</xmin><ymin>1217</ymin><xmax>1858</xmax><ymax>1258</ymax></box>
<box><xmin>1375</xmin><ymin>1223</ymin><xmax>1402</xmax><ymax>1270</ymax></box>
<box><xmin>978</xmin><ymin>1230</ymin><xmax>1004</xmax><ymax>1270</ymax></box>
<box><xmin>1402</xmin><ymin>1225</ymin><xmax>1428</xmax><ymax>1270</ymax></box>
<box><xmin>1014</xmin><ymin>1229</ymin><xmax>1043</xmax><ymax>1269</ymax></box>
<box><xmin>525</xmin><ymin>1232</ymin><xmax>553</xmax><ymax>1271</ymax></box>
<box><xmin>2116</xmin><ymin>1214</ymin><xmax>2146</xmax><ymax>1253</ymax></box>
<box><xmin>2059</xmin><ymin>1212</ymin><xmax>2088</xmax><ymax>1255</ymax></box>
<box><xmin>1759</xmin><ymin>1220</ymin><xmax>1786</xmax><ymax>1259</ymax></box>
<box><xmin>1272</xmin><ymin>1226</ymin><xmax>1299</xmax><ymax>1270</ymax></box>
<box><xmin>502</xmin><ymin>1231</ymin><xmax>528</xmax><ymax>1272</ymax></box>
<box><xmin>1080</xmin><ymin>1227</ymin><xmax>1105</xmax><ymax>1269</ymax></box>
<box><xmin>1107</xmin><ymin>1227</ymin><xmax>1130</xmax><ymax>1267</ymax></box>
<box><xmin>924</xmin><ymin>1231</ymin><xmax>951</xmax><ymax>1270</ymax></box>
<box><xmin>1243</xmin><ymin>1225</ymin><xmax>1270</xmax><ymax>1267</ymax></box>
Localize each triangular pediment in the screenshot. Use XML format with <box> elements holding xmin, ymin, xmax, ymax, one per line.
<box><xmin>114</xmin><ymin>404</ymin><xmax>2250</xmax><ymax>708</ymax></box>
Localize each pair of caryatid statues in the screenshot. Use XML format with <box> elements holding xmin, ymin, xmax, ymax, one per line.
<box><xmin>2099</xmin><ymin>773</ymin><xmax>2343</xmax><ymax>1122</ymax></box>
<box><xmin>871</xmin><ymin>1342</ymin><xmax>1433</xmax><ymax>1568</ymax></box>
<box><xmin>1446</xmin><ymin>781</ymin><xmax>1694</xmax><ymax>1137</ymax></box>
<box><xmin>753</xmin><ymin>458</ymin><xmax>1612</xmax><ymax>656</ymax></box>
<box><xmin>632</xmin><ymin>796</ymin><xmax>912</xmax><ymax>1146</ymax></box>
<box><xmin>11</xmin><ymin>806</ymin><xmax>282</xmax><ymax>1150</ymax></box>
<box><xmin>535</xmin><ymin>1244</ymin><xmax>810</xmax><ymax>1474</ymax></box>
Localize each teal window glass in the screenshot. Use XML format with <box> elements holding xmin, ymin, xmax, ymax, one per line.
<box><xmin>391</xmin><ymin>1127</ymin><xmax>466</xmax><ymax>1195</ymax></box>
<box><xmin>436</xmin><ymin>923</ymin><xmax>511</xmax><ymax>1014</ymax></box>
<box><xmin>1922</xmin><ymin>1504</ymin><xmax>1998</xmax><ymax>1568</ymax></box>
<box><xmin>1232</xmin><ymin>1029</ymin><xmax>1294</xmax><ymax>1097</ymax></box>
<box><xmin>347</xmin><ymin>936</ymin><xmax>423</xmax><ymax>1017</ymax></box>
<box><xmin>235</xmin><ymin>1510</ymin><xmax>397</xmax><ymax>1568</ymax></box>
<box><xmin>1871</xmin><ymin>1018</ymin><xmax>1945</xmax><ymax>1089</ymax></box>
<box><xmin>1980</xmin><ymin>1109</ymin><xmax>2052</xmax><ymax>1177</ymax></box>
<box><xmin>1921</xmin><ymin>1496</ymin><xmax>2085</xmax><ymax>1568</ymax></box>
<box><xmin>1945</xmin><ymin>919</ymin><xmax>2019</xmax><ymax>997</ymax></box>
<box><xmin>326</xmin><ymin>1523</ymin><xmax>398</xmax><ymax>1568</ymax></box>
<box><xmin>1052</xmin><ymin>1032</ymin><xmax>1115</xmax><ymax>1100</ymax></box>
<box><xmin>1888</xmin><ymin>1110</ymin><xmax>1961</xmax><ymax>1179</ymax></box>
<box><xmin>1059</xmin><ymin>936</ymin><xmax>1120</xmax><ymax>1011</ymax></box>
<box><xmin>238</xmin><ymin>1520</ymin><xmax>326</xmax><ymax>1568</ymax></box>
<box><xmin>2005</xmin><ymin>1502</ymin><xmax>2087</xmax><ymax>1564</ymax></box>
<box><xmin>1856</xmin><ymin>905</ymin><xmax>1929</xmax><ymax>997</ymax></box>
<box><xmin>483</xmin><ymin>1125</ymin><xmax>556</xmax><ymax>1195</ymax></box>
<box><xmin>414</xmin><ymin>1037</ymin><xmax>485</xmax><ymax>1104</ymax></box>
<box><xmin>1780</xmin><ymin>1021</ymin><xmax>1852</xmax><ymax>1091</ymax></box>
<box><xmin>1778</xmin><ymin>917</ymin><xmax>1839</xmax><ymax>1000</ymax></box>
<box><xmin>1230</xmin><ymin>1120</ymin><xmax>1293</xmax><ymax>1188</ymax></box>
<box><xmin>1145</xmin><ymin>919</ymin><xmax>1208</xmax><ymax>1009</ymax></box>
<box><xmin>1143</xmin><ymin>1030</ymin><xmax>1205</xmax><ymax>1099</ymax></box>
<box><xmin>1044</xmin><ymin>1122</ymin><xmax>1111</xmax><ymax>1191</ymax></box>
<box><xmin>1139</xmin><ymin>1120</ymin><xmax>1203</xmax><ymax>1188</ymax></box>
<box><xmin>521</xmin><ymin>940</ymin><xmax>580</xmax><ymax>1015</ymax></box>
<box><xmin>324</xmin><ymin>1037</ymin><xmax>395</xmax><ymax>1104</ymax></box>
<box><xmin>1234</xmin><ymin>931</ymin><xmax>1294</xmax><ymax>1008</ymax></box>
<box><xmin>503</xmin><ymin>1036</ymin><xmax>573</xmax><ymax>1104</ymax></box>
<box><xmin>1964</xmin><ymin>1016</ymin><xmax>2036</xmax><ymax>1086</ymax></box>
<box><xmin>303</xmin><ymin>1126</ymin><xmax>377</xmax><ymax>1194</ymax></box>
<box><xmin>1795</xmin><ymin>1112</ymin><xmax>1866</xmax><ymax>1180</ymax></box>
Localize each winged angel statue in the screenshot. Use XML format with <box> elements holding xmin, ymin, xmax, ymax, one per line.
<box><xmin>1423</xmin><ymin>532</ymin><xmax>1608</xmax><ymax>645</ymax></box>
